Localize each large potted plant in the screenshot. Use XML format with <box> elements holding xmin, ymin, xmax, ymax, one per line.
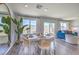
<box><xmin>0</xmin><ymin>16</ymin><xmax>11</xmax><ymax>46</ymax></box>
<box><xmin>12</xmin><ymin>18</ymin><xmax>30</xmax><ymax>44</ymax></box>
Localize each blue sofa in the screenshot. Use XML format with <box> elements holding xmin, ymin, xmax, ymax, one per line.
<box><xmin>56</xmin><ymin>30</ymin><xmax>78</xmax><ymax>40</ymax></box>
<box><xmin>56</xmin><ymin>31</ymin><xmax>65</xmax><ymax>40</ymax></box>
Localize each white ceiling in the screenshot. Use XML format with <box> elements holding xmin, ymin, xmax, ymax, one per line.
<box><xmin>0</xmin><ymin>4</ymin><xmax>8</xmax><ymax>13</ymax></box>
<box><xmin>8</xmin><ymin>3</ymin><xmax>79</xmax><ymax>20</ymax></box>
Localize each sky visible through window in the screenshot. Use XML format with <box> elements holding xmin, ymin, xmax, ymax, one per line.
<box><xmin>23</xmin><ymin>19</ymin><xmax>36</xmax><ymax>34</ymax></box>
<box><xmin>23</xmin><ymin>19</ymin><xmax>36</xmax><ymax>25</ymax></box>
<box><xmin>23</xmin><ymin>19</ymin><xmax>29</xmax><ymax>25</ymax></box>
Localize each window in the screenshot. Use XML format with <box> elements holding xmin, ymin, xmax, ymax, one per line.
<box><xmin>0</xmin><ymin>17</ymin><xmax>1</xmax><ymax>24</ymax></box>
<box><xmin>30</xmin><ymin>20</ymin><xmax>36</xmax><ymax>34</ymax></box>
<box><xmin>44</xmin><ymin>22</ymin><xmax>50</xmax><ymax>34</ymax></box>
<box><xmin>0</xmin><ymin>17</ymin><xmax>7</xmax><ymax>35</ymax></box>
<box><xmin>50</xmin><ymin>23</ymin><xmax>55</xmax><ymax>34</ymax></box>
<box><xmin>23</xmin><ymin>19</ymin><xmax>36</xmax><ymax>34</ymax></box>
<box><xmin>60</xmin><ymin>22</ymin><xmax>68</xmax><ymax>30</ymax></box>
<box><xmin>44</xmin><ymin>22</ymin><xmax>55</xmax><ymax>35</ymax></box>
<box><xmin>0</xmin><ymin>17</ymin><xmax>3</xmax><ymax>30</ymax></box>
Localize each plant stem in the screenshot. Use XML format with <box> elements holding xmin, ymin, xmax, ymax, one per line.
<box><xmin>8</xmin><ymin>33</ymin><xmax>11</xmax><ymax>46</ymax></box>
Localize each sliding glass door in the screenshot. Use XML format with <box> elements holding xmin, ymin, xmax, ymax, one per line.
<box><xmin>44</xmin><ymin>22</ymin><xmax>55</xmax><ymax>35</ymax></box>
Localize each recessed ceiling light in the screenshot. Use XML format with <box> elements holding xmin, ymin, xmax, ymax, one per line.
<box><xmin>25</xmin><ymin>4</ymin><xmax>28</xmax><ymax>7</ymax></box>
<box><xmin>44</xmin><ymin>8</ymin><xmax>47</xmax><ymax>12</ymax></box>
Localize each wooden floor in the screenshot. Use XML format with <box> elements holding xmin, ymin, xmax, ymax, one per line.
<box><xmin>5</xmin><ymin>39</ymin><xmax>79</xmax><ymax>55</ymax></box>
<box><xmin>7</xmin><ymin>41</ymin><xmax>54</xmax><ymax>55</ymax></box>
<box><xmin>0</xmin><ymin>44</ymin><xmax>9</xmax><ymax>55</ymax></box>
<box><xmin>55</xmin><ymin>39</ymin><xmax>79</xmax><ymax>55</ymax></box>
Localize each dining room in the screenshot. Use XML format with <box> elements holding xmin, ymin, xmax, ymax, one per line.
<box><xmin>1</xmin><ymin>3</ymin><xmax>79</xmax><ymax>55</ymax></box>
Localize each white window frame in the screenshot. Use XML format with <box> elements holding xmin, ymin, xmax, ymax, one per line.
<box><xmin>44</xmin><ymin>22</ymin><xmax>55</xmax><ymax>35</ymax></box>
<box><xmin>23</xmin><ymin>18</ymin><xmax>36</xmax><ymax>34</ymax></box>
<box><xmin>60</xmin><ymin>22</ymin><xmax>68</xmax><ymax>30</ymax></box>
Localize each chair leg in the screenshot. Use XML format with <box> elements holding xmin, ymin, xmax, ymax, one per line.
<box><xmin>49</xmin><ymin>47</ymin><xmax>53</xmax><ymax>55</ymax></box>
<box><xmin>41</xmin><ymin>49</ymin><xmax>43</xmax><ymax>55</ymax></box>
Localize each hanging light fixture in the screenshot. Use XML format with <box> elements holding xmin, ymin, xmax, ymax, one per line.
<box><xmin>36</xmin><ymin>4</ymin><xmax>43</xmax><ymax>9</ymax></box>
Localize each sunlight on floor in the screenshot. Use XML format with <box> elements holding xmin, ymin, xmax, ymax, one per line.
<box><xmin>0</xmin><ymin>45</ymin><xmax>9</xmax><ymax>55</ymax></box>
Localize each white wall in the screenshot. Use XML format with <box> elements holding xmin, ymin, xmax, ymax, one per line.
<box><xmin>36</xmin><ymin>18</ymin><xmax>44</xmax><ymax>34</ymax></box>
<box><xmin>71</xmin><ymin>19</ymin><xmax>79</xmax><ymax>36</ymax></box>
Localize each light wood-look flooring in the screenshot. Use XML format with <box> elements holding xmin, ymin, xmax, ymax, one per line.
<box><xmin>6</xmin><ymin>39</ymin><xmax>79</xmax><ymax>55</ymax></box>
<box><xmin>55</xmin><ymin>39</ymin><xmax>79</xmax><ymax>55</ymax></box>
<box><xmin>7</xmin><ymin>41</ymin><xmax>54</xmax><ymax>55</ymax></box>
<box><xmin>0</xmin><ymin>44</ymin><xmax>9</xmax><ymax>55</ymax></box>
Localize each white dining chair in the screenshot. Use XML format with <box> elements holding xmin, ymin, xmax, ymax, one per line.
<box><xmin>18</xmin><ymin>38</ymin><xmax>31</xmax><ymax>55</ymax></box>
<box><xmin>38</xmin><ymin>39</ymin><xmax>52</xmax><ymax>55</ymax></box>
